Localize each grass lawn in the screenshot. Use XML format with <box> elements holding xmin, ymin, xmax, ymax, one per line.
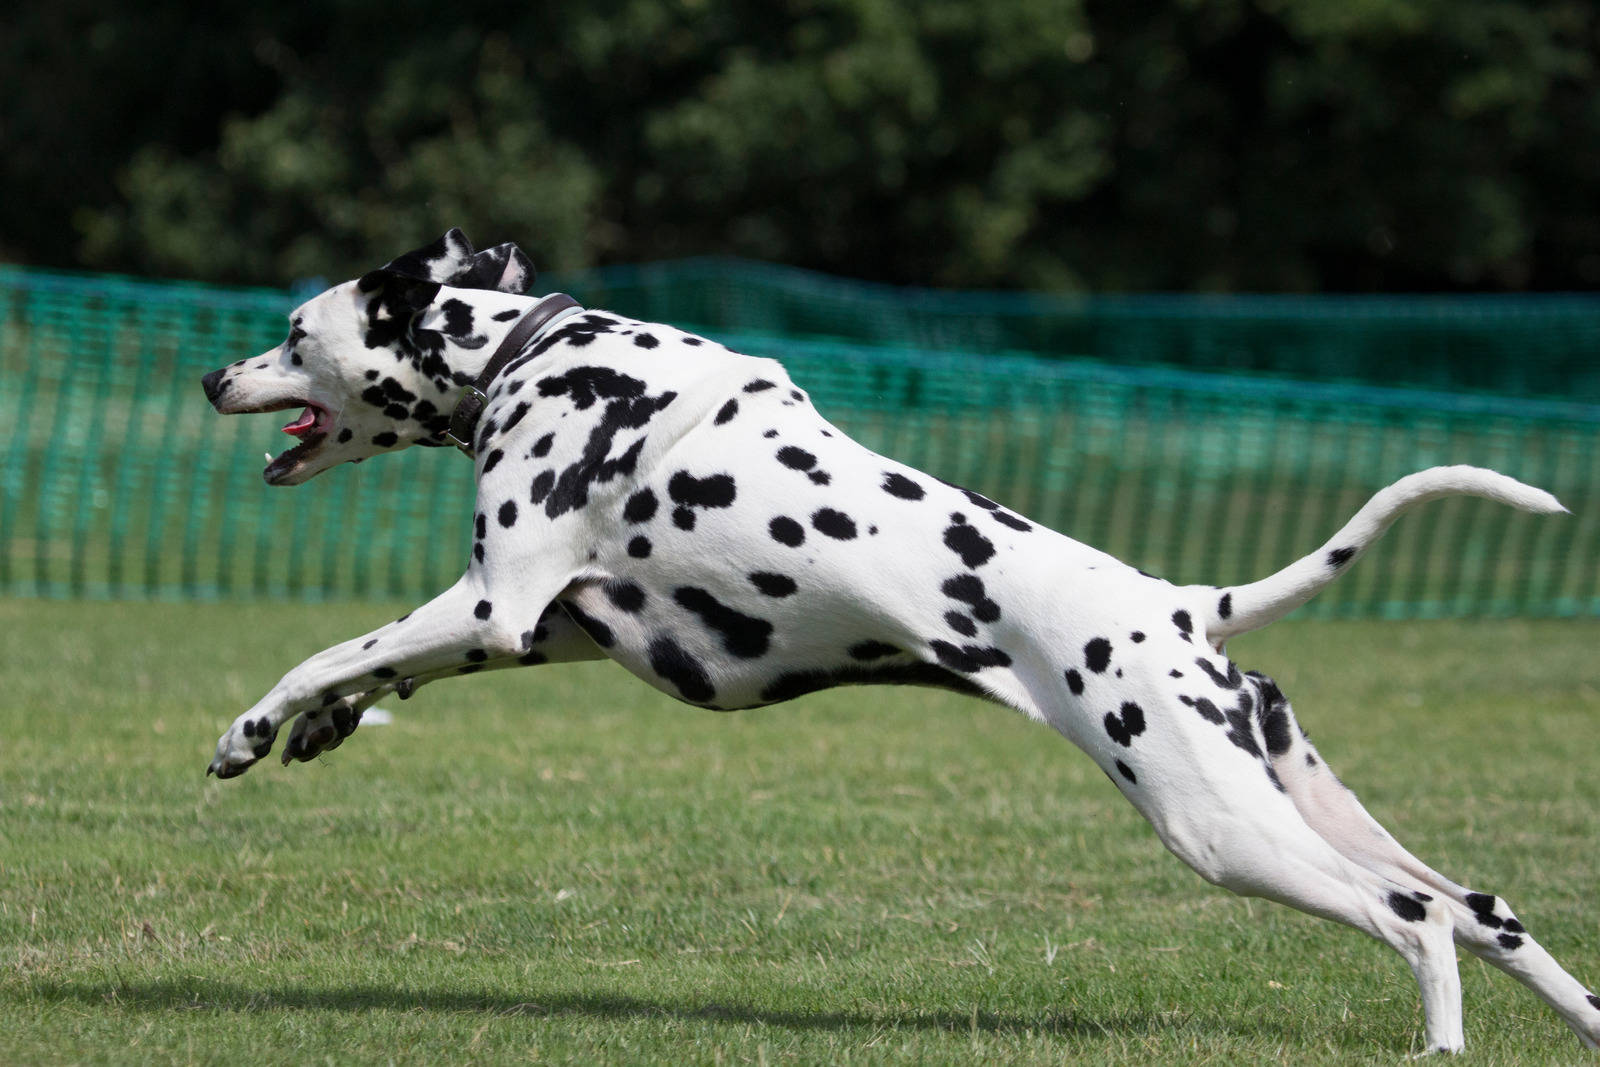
<box><xmin>0</xmin><ymin>599</ymin><xmax>1596</xmax><ymax>1064</ymax></box>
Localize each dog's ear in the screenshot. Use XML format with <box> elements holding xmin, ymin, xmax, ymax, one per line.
<box><xmin>374</xmin><ymin>228</ymin><xmax>477</xmax><ymax>284</ymax></box>
<box><xmin>460</xmin><ymin>243</ymin><xmax>537</xmax><ymax>294</ymax></box>
<box><xmin>356</xmin><ymin>270</ymin><xmax>443</xmax><ymax>312</ymax></box>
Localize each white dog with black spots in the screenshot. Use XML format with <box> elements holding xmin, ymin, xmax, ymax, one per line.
<box><xmin>200</xmin><ymin>230</ymin><xmax>1598</xmax><ymax>1053</ymax></box>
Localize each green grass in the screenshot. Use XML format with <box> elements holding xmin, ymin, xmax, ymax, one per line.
<box><xmin>1</xmin><ymin>600</ymin><xmax>1597</xmax><ymax>1064</ymax></box>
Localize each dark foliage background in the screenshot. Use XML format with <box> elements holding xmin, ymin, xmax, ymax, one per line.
<box><xmin>5</xmin><ymin>0</ymin><xmax>1599</xmax><ymax>291</ymax></box>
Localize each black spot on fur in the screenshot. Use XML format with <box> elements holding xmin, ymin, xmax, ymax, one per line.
<box><xmin>1387</xmin><ymin>891</ymin><xmax>1427</xmax><ymax>923</ymax></box>
<box><xmin>941</xmin><ymin>575</ymin><xmax>1000</xmax><ymax>623</ymax></box>
<box><xmin>674</xmin><ymin>587</ymin><xmax>772</xmax><ymax>658</ymax></box>
<box><xmin>812</xmin><ymin>508</ymin><xmax>858</xmax><ymax>540</ymax></box>
<box><xmin>522</xmin><ymin>313</ymin><xmax>619</xmax><ymax>359</ymax></box>
<box><xmin>372</xmin><ymin>432</ymin><xmax>398</xmax><ymax>448</ymax></box>
<box><xmin>624</xmin><ymin>489</ymin><xmax>658</xmax><ymax>523</ymax></box>
<box><xmin>668</xmin><ymin>471</ymin><xmax>737</xmax><ymax>511</ymax></box>
<box><xmin>562</xmin><ymin>601</ymin><xmax>614</xmax><ymax>648</ymax></box>
<box><xmin>1084</xmin><ymin>638</ymin><xmax>1113</xmax><ymax>673</ymax></box>
<box><xmin>1103</xmin><ymin>702</ymin><xmax>1146</xmax><ymax>747</ymax></box>
<box><xmin>1466</xmin><ymin>893</ymin><xmax>1503</xmax><ymax>929</ymax></box>
<box><xmin>465</xmin><ymin>648</ymin><xmax>488</xmax><ymax>662</ymax></box>
<box><xmin>650</xmin><ymin>637</ymin><xmax>715</xmax><ymax>703</ymax></box>
<box><xmin>808</xmin><ymin>471</ymin><xmax>831</xmax><ymax>485</ymax></box>
<box><xmin>527</xmin><ymin>366</ymin><xmax>663</xmax><ymax>518</ymax></box>
<box><xmin>992</xmin><ymin>511</ymin><xmax>1032</xmax><ymax>532</ymax></box>
<box><xmin>929</xmin><ymin>640</ymin><xmax>1012</xmax><ymax>673</ymax></box>
<box><xmin>743</xmin><ymin>379</ymin><xmax>777</xmax><ymax>393</ymax></box>
<box><xmin>338</xmin><ymin>428</ymin><xmax>353</xmax><ymax>443</ymax></box>
<box><xmin>1218</xmin><ymin>592</ymin><xmax>1233</xmax><ymax>619</ymax></box>
<box><xmin>960</xmin><ymin>488</ymin><xmax>999</xmax><ymax>511</ymax></box>
<box><xmin>475</xmin><ymin>512</ymin><xmax>487</xmax><ymax>540</ymax></box>
<box><xmin>605</xmin><ymin>580</ymin><xmax>647</xmax><ymax>613</ymax></box>
<box><xmin>944</xmin><ymin>612</ymin><xmax>977</xmax><ymax>637</ymax></box>
<box><xmin>760</xmin><ymin>662</ymin><xmax>982</xmax><ymax>703</ymax></box>
<box><xmin>673</xmin><ymin>507</ymin><xmax>696</xmax><ymax>530</ymax></box>
<box><xmin>882</xmin><ymin>472</ymin><xmax>925</xmax><ymax>500</ymax></box>
<box><xmin>1130</xmin><ymin>631</ymin><xmax>1145</xmax><ymax>643</ymax></box>
<box><xmin>1328</xmin><ymin>546</ymin><xmax>1356</xmax><ymax>568</ymax></box>
<box><xmin>482</xmin><ymin>449</ymin><xmax>504</xmax><ymax>474</ymax></box>
<box><xmin>1172</xmin><ymin>610</ymin><xmax>1194</xmax><ymax>641</ymax></box>
<box><xmin>714</xmin><ymin>399</ymin><xmax>739</xmax><ymax>425</ymax></box>
<box><xmin>749</xmin><ymin>572</ymin><xmax>798</xmax><ymax>597</ymax></box>
<box><xmin>530</xmin><ymin>469</ymin><xmax>555</xmax><ymax>504</ymax></box>
<box><xmin>1179</xmin><ymin>694</ymin><xmax>1225</xmax><ymax>725</ymax></box>
<box><xmin>633</xmin><ymin>333</ymin><xmax>659</xmax><ymax>349</ymax></box>
<box><xmin>777</xmin><ymin>446</ymin><xmax>816</xmax><ymax>471</ymax></box>
<box><xmin>943</xmin><ymin>522</ymin><xmax>995</xmax><ymax>568</ymax></box>
<box><xmin>849</xmin><ymin>641</ymin><xmax>900</xmax><ymax>661</ymax></box>
<box><xmin>1065</xmin><ymin>669</ymin><xmax>1084</xmax><ymax>695</ymax></box>
<box><xmin>1196</xmin><ymin>657</ymin><xmax>1243</xmax><ymax>690</ymax></box>
<box><xmin>628</xmin><ymin>536</ymin><xmax>652</xmax><ymax>558</ymax></box>
<box><xmin>532</xmin><ymin>433</ymin><xmax>554</xmax><ymax>457</ymax></box>
<box><xmin>1587</xmin><ymin>994</ymin><xmax>1600</xmax><ymax>1012</ymax></box>
<box><xmin>1222</xmin><ymin>696</ymin><xmax>1262</xmax><ymax>757</ymax></box>
<box><xmin>769</xmin><ymin>516</ymin><xmax>805</xmax><ymax>547</ymax></box>
<box><xmin>493</xmin><ymin>309</ymin><xmax>520</xmax><ymax>322</ymax></box>
<box><xmin>1498</xmin><ymin>933</ymin><xmax>1524</xmax><ymax>951</ymax></box>
<box><xmin>473</xmin><ymin>600</ymin><xmax>492</xmax><ymax>620</ymax></box>
<box><xmin>501</xmin><ymin>401</ymin><xmax>531</xmax><ymax>433</ymax></box>
<box><xmin>1115</xmin><ymin>760</ymin><xmax>1137</xmax><ymax>784</ymax></box>
<box><xmin>498</xmin><ymin>500</ymin><xmax>518</xmax><ymax>528</ymax></box>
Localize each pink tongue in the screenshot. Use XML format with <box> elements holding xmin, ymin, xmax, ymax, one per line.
<box><xmin>282</xmin><ymin>406</ymin><xmax>318</xmax><ymax>436</ymax></box>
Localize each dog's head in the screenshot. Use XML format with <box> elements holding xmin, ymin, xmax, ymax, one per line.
<box><xmin>201</xmin><ymin>229</ymin><xmax>536</xmax><ymax>485</ymax></box>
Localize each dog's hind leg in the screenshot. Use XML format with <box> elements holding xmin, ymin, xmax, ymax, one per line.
<box><xmin>1251</xmin><ymin>674</ymin><xmax>1600</xmax><ymax>1048</ymax></box>
<box><xmin>1130</xmin><ymin>746</ymin><xmax>1467</xmax><ymax>1053</ymax></box>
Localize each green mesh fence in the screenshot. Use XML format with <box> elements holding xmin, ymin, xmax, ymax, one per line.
<box><xmin>2</xmin><ymin>263</ymin><xmax>1597</xmax><ymax>616</ymax></box>
<box><xmin>574</xmin><ymin>258</ymin><xmax>1600</xmax><ymax>400</ymax></box>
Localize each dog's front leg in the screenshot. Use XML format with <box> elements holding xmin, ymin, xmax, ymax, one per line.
<box><xmin>277</xmin><ymin>602</ymin><xmax>607</xmax><ymax>765</ymax></box>
<box><xmin>208</xmin><ymin>570</ymin><xmax>574</xmax><ymax>778</ymax></box>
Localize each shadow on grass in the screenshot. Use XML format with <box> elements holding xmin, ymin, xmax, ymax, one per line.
<box><xmin>15</xmin><ymin>975</ymin><xmax>1354</xmax><ymax>1049</ymax></box>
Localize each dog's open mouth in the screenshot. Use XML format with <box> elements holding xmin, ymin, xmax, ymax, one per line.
<box><xmin>261</xmin><ymin>400</ymin><xmax>332</xmax><ymax>485</ymax></box>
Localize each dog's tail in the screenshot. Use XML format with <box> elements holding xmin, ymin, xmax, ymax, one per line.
<box><xmin>1188</xmin><ymin>466</ymin><xmax>1565</xmax><ymax>644</ymax></box>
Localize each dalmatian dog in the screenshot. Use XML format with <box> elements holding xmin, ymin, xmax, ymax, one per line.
<box><xmin>201</xmin><ymin>230</ymin><xmax>1598</xmax><ymax>1053</ymax></box>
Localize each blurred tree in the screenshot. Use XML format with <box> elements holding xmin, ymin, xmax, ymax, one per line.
<box><xmin>3</xmin><ymin>0</ymin><xmax>1597</xmax><ymax>290</ymax></box>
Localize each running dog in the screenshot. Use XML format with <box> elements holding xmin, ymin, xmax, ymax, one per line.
<box><xmin>201</xmin><ymin>230</ymin><xmax>1599</xmax><ymax>1052</ymax></box>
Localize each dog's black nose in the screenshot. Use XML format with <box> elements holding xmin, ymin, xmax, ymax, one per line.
<box><xmin>201</xmin><ymin>367</ymin><xmax>229</xmax><ymax>406</ymax></box>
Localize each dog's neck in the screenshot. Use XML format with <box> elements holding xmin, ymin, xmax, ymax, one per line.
<box><xmin>421</xmin><ymin>287</ymin><xmax>549</xmax><ymax>387</ymax></box>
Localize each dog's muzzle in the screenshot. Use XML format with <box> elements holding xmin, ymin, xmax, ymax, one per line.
<box><xmin>201</xmin><ymin>367</ymin><xmax>229</xmax><ymax>408</ymax></box>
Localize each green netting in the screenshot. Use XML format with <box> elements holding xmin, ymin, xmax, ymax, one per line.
<box><xmin>570</xmin><ymin>258</ymin><xmax>1600</xmax><ymax>400</ymax></box>
<box><xmin>2</xmin><ymin>264</ymin><xmax>1596</xmax><ymax>616</ymax></box>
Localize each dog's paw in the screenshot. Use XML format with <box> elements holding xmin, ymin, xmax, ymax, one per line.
<box><xmin>207</xmin><ymin>712</ymin><xmax>279</xmax><ymax>779</ymax></box>
<box><xmin>281</xmin><ymin>696</ymin><xmax>365</xmax><ymax>765</ymax></box>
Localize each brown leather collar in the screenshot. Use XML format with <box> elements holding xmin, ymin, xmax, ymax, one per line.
<box><xmin>446</xmin><ymin>293</ymin><xmax>581</xmax><ymax>455</ymax></box>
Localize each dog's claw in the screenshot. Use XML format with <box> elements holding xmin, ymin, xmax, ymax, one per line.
<box><xmin>207</xmin><ymin>753</ymin><xmax>256</xmax><ymax>779</ymax></box>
